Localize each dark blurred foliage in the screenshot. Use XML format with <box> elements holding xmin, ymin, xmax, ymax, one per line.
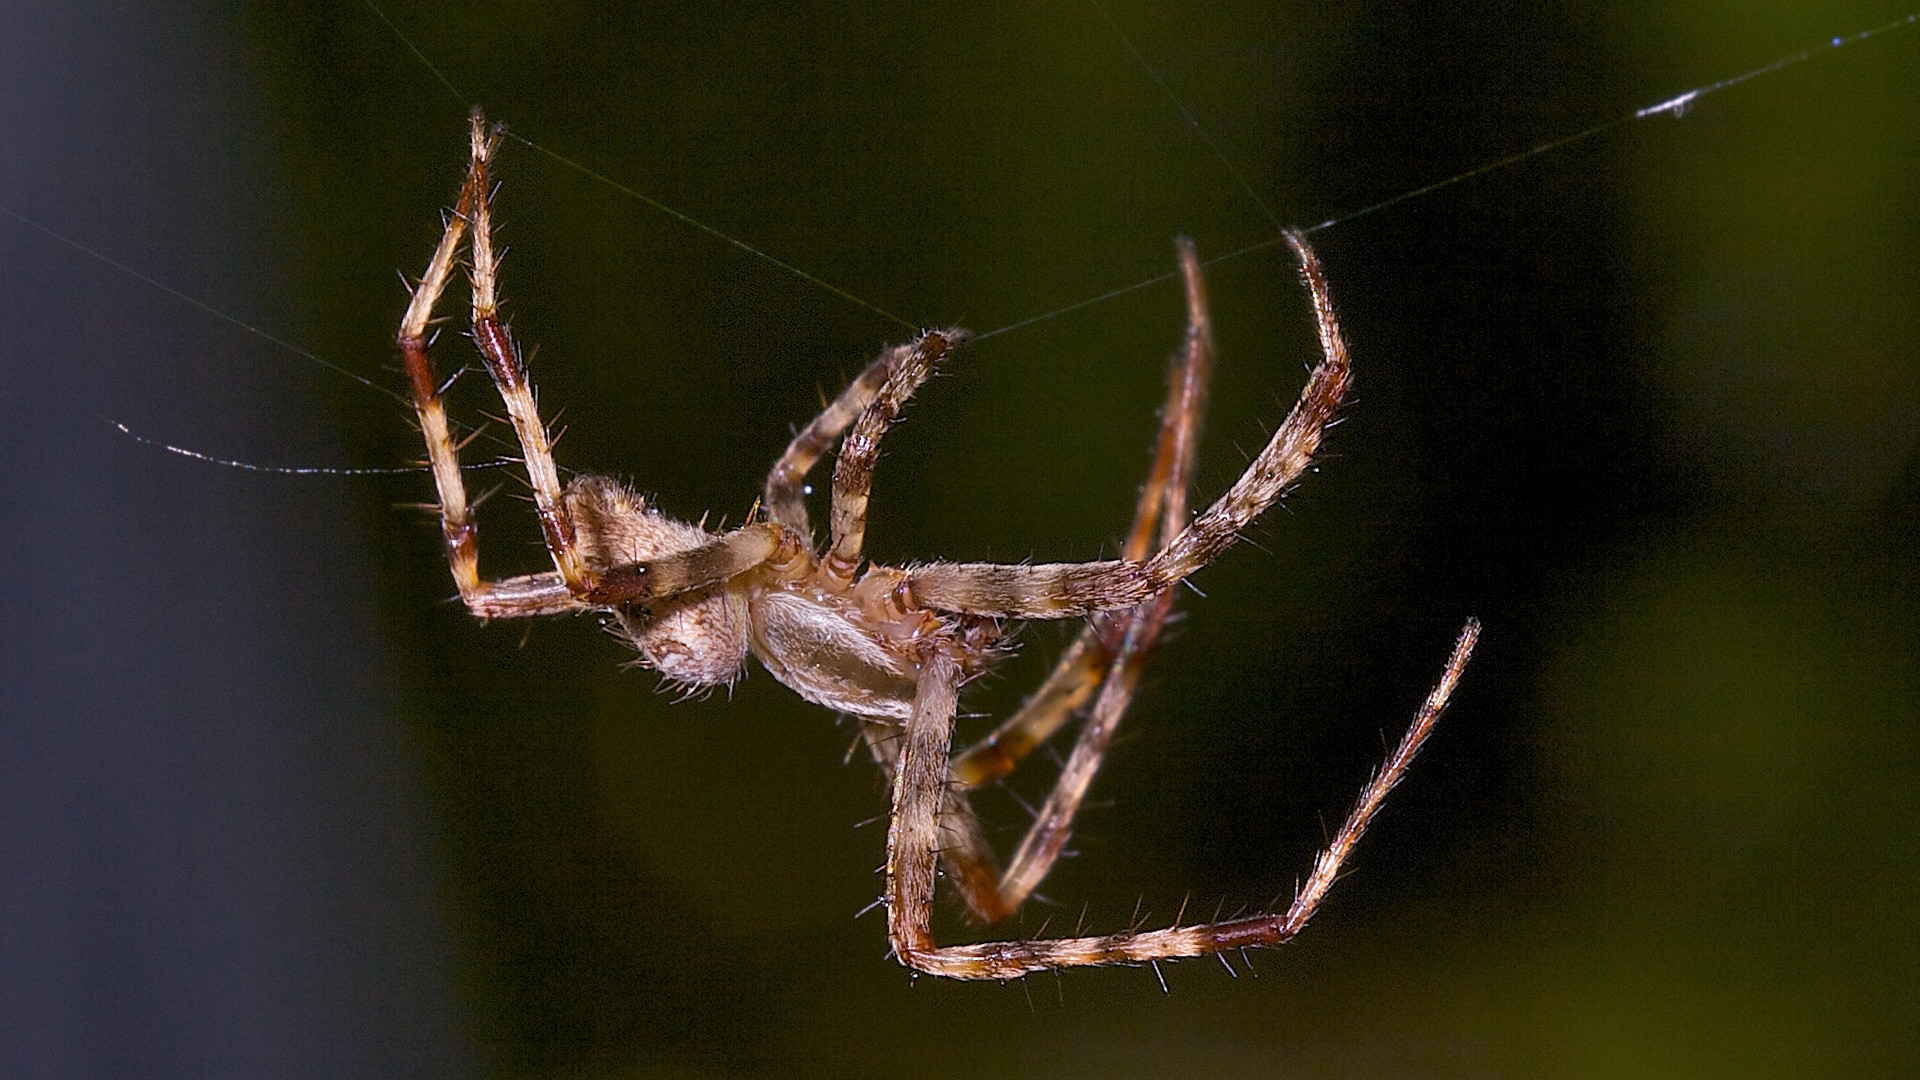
<box><xmin>6</xmin><ymin>1</ymin><xmax>1916</xmax><ymax>1076</ymax></box>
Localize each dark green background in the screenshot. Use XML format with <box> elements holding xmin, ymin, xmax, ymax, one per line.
<box><xmin>7</xmin><ymin>1</ymin><xmax>1917</xmax><ymax>1075</ymax></box>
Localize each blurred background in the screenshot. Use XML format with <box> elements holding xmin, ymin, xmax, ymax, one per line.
<box><xmin>4</xmin><ymin>0</ymin><xmax>1916</xmax><ymax>1076</ymax></box>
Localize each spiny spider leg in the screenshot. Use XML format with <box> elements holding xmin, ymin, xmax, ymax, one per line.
<box><xmin>951</xmin><ymin>236</ymin><xmax>1216</xmax><ymax>788</ymax></box>
<box><xmin>585</xmin><ymin>522</ymin><xmax>791</xmax><ymax>605</ymax></box>
<box><xmin>456</xmin><ymin>111</ymin><xmax>598</xmax><ymax>600</ymax></box>
<box><xmin>855</xmin><ymin>716</ymin><xmax>1011</xmax><ymax>925</ymax></box>
<box><xmin>398</xmin><ymin>115</ymin><xmax>582</xmax><ymax>619</ymax></box>
<box><xmin>885</xmin><ymin>649</ymin><xmax>968</xmax><ymax>964</ymax></box>
<box><xmin>763</xmin><ymin>346</ymin><xmax>897</xmax><ymax>541</ymax></box>
<box><xmin>407</xmin><ymin>109</ymin><xmax>797</xmax><ymax>614</ymax></box>
<box><xmin>820</xmin><ymin>329</ymin><xmax>968</xmax><ymax>588</ymax></box>
<box><xmin>930</xmin><ymin>238</ymin><xmax>1217</xmax><ymax>921</ymax></box>
<box><xmin>906</xmin><ymin>230</ymin><xmax>1348</xmax><ymax>622</ymax></box>
<box><xmin>887</xmin><ymin>619</ymin><xmax>1479</xmax><ymax>979</ymax></box>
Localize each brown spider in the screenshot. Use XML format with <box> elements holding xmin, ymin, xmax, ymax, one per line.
<box><xmin>399</xmin><ymin>110</ymin><xmax>1477</xmax><ymax>981</ymax></box>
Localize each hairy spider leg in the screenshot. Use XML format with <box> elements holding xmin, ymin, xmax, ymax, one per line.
<box><xmin>763</xmin><ymin>346</ymin><xmax>897</xmax><ymax>541</ymax></box>
<box><xmin>928</xmin><ymin>237</ymin><xmax>1219</xmax><ymax>921</ymax></box>
<box><xmin>886</xmin><ymin>618</ymin><xmax>1478</xmax><ymax>979</ymax></box>
<box><xmin>849</xmin><ymin>714</ymin><xmax>1011</xmax><ymax>925</ymax></box>
<box><xmin>818</xmin><ymin>329</ymin><xmax>967</xmax><ymax>589</ymax></box>
<box><xmin>397</xmin><ymin>117</ymin><xmax>585</xmax><ymax>619</ymax></box>
<box><xmin>952</xmin><ymin>236</ymin><xmax>1217</xmax><ymax>789</ymax></box>
<box><xmin>904</xmin><ymin>230</ymin><xmax>1349</xmax><ymax>621</ymax></box>
<box><xmin>455</xmin><ymin>111</ymin><xmax>599</xmax><ymax>598</ymax></box>
<box><xmin>404</xmin><ymin>108</ymin><xmax>791</xmax><ymax>615</ymax></box>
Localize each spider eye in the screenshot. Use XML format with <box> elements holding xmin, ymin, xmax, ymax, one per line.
<box><xmin>802</xmin><ymin>484</ymin><xmax>814</xmax><ymax>496</ymax></box>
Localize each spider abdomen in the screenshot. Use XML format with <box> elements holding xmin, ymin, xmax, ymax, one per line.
<box><xmin>612</xmin><ymin>590</ymin><xmax>753</xmax><ymax>689</ymax></box>
<box><xmin>568</xmin><ymin>475</ymin><xmax>754</xmax><ymax>688</ymax></box>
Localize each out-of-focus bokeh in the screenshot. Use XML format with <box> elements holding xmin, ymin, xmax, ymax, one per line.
<box><xmin>5</xmin><ymin>1</ymin><xmax>1916</xmax><ymax>1075</ymax></box>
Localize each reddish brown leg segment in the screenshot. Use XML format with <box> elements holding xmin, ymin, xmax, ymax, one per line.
<box><xmin>934</xmin><ymin>238</ymin><xmax>1217</xmax><ymax>923</ymax></box>
<box><xmin>906</xmin><ymin>230</ymin><xmax>1349</xmax><ymax>621</ymax></box>
<box><xmin>887</xmin><ymin>620</ymin><xmax>1479</xmax><ymax>980</ymax></box>
<box><xmin>456</xmin><ymin>111</ymin><xmax>598</xmax><ymax>601</ymax></box>
<box><xmin>856</xmin><ymin>717</ymin><xmax>1010</xmax><ymax>926</ymax></box>
<box><xmin>821</xmin><ymin>329</ymin><xmax>967</xmax><ymax>588</ymax></box>
<box><xmin>397</xmin><ymin>113</ymin><xmax>580</xmax><ymax>619</ymax></box>
<box><xmin>763</xmin><ymin>348</ymin><xmax>897</xmax><ymax>541</ymax></box>
<box><xmin>952</xmin><ymin>235</ymin><xmax>1216</xmax><ymax>789</ymax></box>
<box><xmin>884</xmin><ymin>650</ymin><xmax>966</xmax><ymax>967</ymax></box>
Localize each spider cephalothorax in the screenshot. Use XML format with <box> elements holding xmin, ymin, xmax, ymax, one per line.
<box><xmin>400</xmin><ymin>109</ymin><xmax>1476</xmax><ymax>980</ymax></box>
<box><xmin>565</xmin><ymin>464</ymin><xmax>1001</xmax><ymax>714</ymax></box>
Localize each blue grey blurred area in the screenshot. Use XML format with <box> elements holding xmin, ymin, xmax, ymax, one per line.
<box><xmin>0</xmin><ymin>1</ymin><xmax>475</xmax><ymax>1074</ymax></box>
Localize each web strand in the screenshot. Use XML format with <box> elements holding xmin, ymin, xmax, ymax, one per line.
<box><xmin>980</xmin><ymin>9</ymin><xmax>1920</xmax><ymax>339</ymax></box>
<box><xmin>4</xmin><ymin>7</ymin><xmax>1913</xmax><ymax>474</ymax></box>
<box><xmin>0</xmin><ymin>203</ymin><xmax>403</xmax><ymax>404</ymax></box>
<box><xmin>103</xmin><ymin>417</ymin><xmax>519</xmax><ymax>477</ymax></box>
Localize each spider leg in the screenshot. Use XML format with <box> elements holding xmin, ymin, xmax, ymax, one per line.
<box><xmin>573</xmin><ymin>519</ymin><xmax>796</xmax><ymax>607</ymax></box>
<box><xmin>888</xmin><ymin>620</ymin><xmax>1478</xmax><ymax>980</ymax></box>
<box><xmin>884</xmin><ymin>648</ymin><xmax>968</xmax><ymax>966</ymax></box>
<box><xmin>762</xmin><ymin>346</ymin><xmax>897</xmax><ymax>542</ymax></box>
<box><xmin>890</xmin><ymin>239</ymin><xmax>1222</xmax><ymax>921</ymax></box>
<box><xmin>820</xmin><ymin>329</ymin><xmax>969</xmax><ymax>588</ymax></box>
<box><xmin>404</xmin><ymin>110</ymin><xmax>789</xmax><ymax>615</ymax></box>
<box><xmin>906</xmin><ymin>230</ymin><xmax>1349</xmax><ymax>621</ymax></box>
<box><xmin>856</xmin><ymin>717</ymin><xmax>1010</xmax><ymax>924</ymax></box>
<box><xmin>993</xmin><ymin>587</ymin><xmax>1179</xmax><ymax>911</ymax></box>
<box><xmin>430</xmin><ymin>111</ymin><xmax>799</xmax><ymax>612</ymax></box>
<box><xmin>952</xmin><ymin>237</ymin><xmax>1217</xmax><ymax>788</ymax></box>
<box><xmin>937</xmin><ymin>238</ymin><xmax>1218</xmax><ymax>917</ymax></box>
<box><xmin>950</xmin><ymin>635</ymin><xmax>1108</xmax><ymax>788</ymax></box>
<box><xmin>896</xmin><ymin>590</ymin><xmax>1176</xmax><ymax>926</ymax></box>
<box><xmin>452</xmin><ymin>109</ymin><xmax>608</xmax><ymax>603</ymax></box>
<box><xmin>397</xmin><ymin>111</ymin><xmax>582</xmax><ymax>620</ymax></box>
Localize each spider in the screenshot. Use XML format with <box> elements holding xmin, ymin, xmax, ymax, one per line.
<box><xmin>399</xmin><ymin>110</ymin><xmax>1478</xmax><ymax>981</ymax></box>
